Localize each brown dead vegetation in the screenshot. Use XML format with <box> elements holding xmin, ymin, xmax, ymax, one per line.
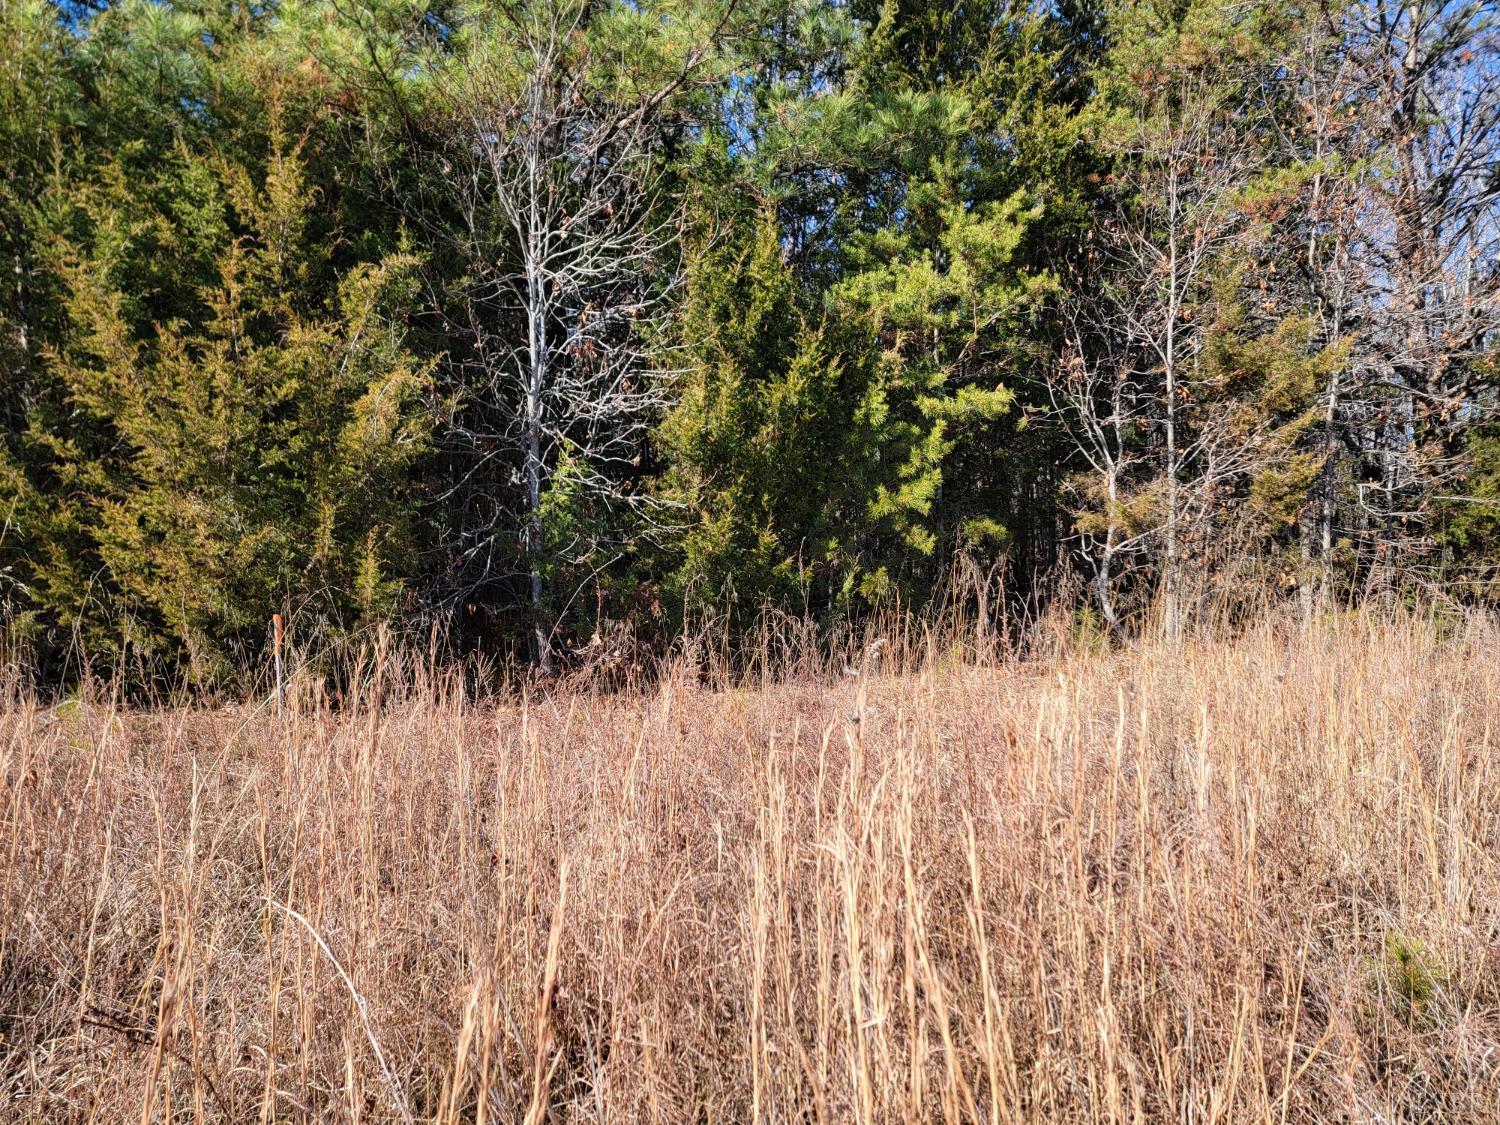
<box><xmin>4</xmin><ymin>612</ymin><xmax>1500</xmax><ymax>1121</ymax></box>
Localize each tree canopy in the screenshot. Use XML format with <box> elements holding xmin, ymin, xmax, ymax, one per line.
<box><xmin>1</xmin><ymin>0</ymin><xmax>1496</xmax><ymax>682</ymax></box>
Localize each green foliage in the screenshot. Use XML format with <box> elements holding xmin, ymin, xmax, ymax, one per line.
<box><xmin>660</xmin><ymin>212</ymin><xmax>868</xmax><ymax>615</ymax></box>
<box><xmin>18</xmin><ymin>88</ymin><xmax>431</xmax><ymax>679</ymax></box>
<box><xmin>708</xmin><ymin>0</ymin><xmax>1081</xmax><ymax>609</ymax></box>
<box><xmin>1200</xmin><ymin>288</ymin><xmax>1348</xmax><ymax>532</ymax></box>
<box><xmin>1435</xmin><ymin>356</ymin><xmax>1500</xmax><ymax>591</ymax></box>
<box><xmin>665</xmin><ymin>58</ymin><xmax>1058</xmax><ymax>618</ymax></box>
<box><xmin>0</xmin><ymin>0</ymin><xmax>1494</xmax><ymax>681</ymax></box>
<box><xmin>834</xmin><ymin>180</ymin><xmax>1049</xmax><ymax>566</ymax></box>
<box><xmin>1368</xmin><ymin>931</ymin><xmax>1446</xmax><ymax>1030</ymax></box>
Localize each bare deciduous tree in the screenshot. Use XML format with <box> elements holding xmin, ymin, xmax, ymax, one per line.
<box><xmin>431</xmin><ymin>0</ymin><xmax>729</xmax><ymax>670</ymax></box>
<box><xmin>1341</xmin><ymin>0</ymin><xmax>1500</xmax><ymax>587</ymax></box>
<box><xmin>1056</xmin><ymin>58</ymin><xmax>1265</xmax><ymax>638</ymax></box>
<box><xmin>1051</xmin><ymin>287</ymin><xmax>1157</xmax><ymax>638</ymax></box>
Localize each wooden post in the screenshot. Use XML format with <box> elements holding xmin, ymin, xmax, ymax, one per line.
<box><xmin>272</xmin><ymin>613</ymin><xmax>285</xmax><ymax>715</ymax></box>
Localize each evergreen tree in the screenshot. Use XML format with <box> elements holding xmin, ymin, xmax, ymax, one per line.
<box><xmin>660</xmin><ymin>206</ymin><xmax>874</xmax><ymax>617</ymax></box>
<box><xmin>3</xmin><ymin>5</ymin><xmax>434</xmax><ymax>681</ymax></box>
<box><xmin>39</xmin><ymin>128</ymin><xmax>431</xmax><ymax>679</ymax></box>
<box><xmin>664</xmin><ymin>0</ymin><xmax>1091</xmax><ymax>623</ymax></box>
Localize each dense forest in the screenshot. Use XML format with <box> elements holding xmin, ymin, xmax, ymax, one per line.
<box><xmin>1</xmin><ymin>0</ymin><xmax>1496</xmax><ymax>683</ymax></box>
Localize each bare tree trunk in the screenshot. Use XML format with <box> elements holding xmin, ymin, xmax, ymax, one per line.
<box><xmin>526</xmin><ymin>419</ymin><xmax>551</xmax><ymax>674</ymax></box>
<box><xmin>1098</xmin><ymin>412</ymin><xmax>1124</xmax><ymax>638</ymax></box>
<box><xmin>1303</xmin><ymin>86</ymin><xmax>1346</xmax><ymax>611</ymax></box>
<box><xmin>1317</xmin><ymin>352</ymin><xmax>1341</xmax><ymax>604</ymax></box>
<box><xmin>1095</xmin><ymin>537</ymin><xmax>1120</xmax><ymax>636</ymax></box>
<box><xmin>1162</xmin><ymin>166</ymin><xmax>1183</xmax><ymax>642</ymax></box>
<box><xmin>1342</xmin><ymin>0</ymin><xmax>1500</xmax><ymax>583</ymax></box>
<box><xmin>428</xmin><ymin>0</ymin><xmax>718</xmax><ymax>670</ymax></box>
<box><xmin>524</xmin><ymin>182</ymin><xmax>554</xmax><ymax>675</ymax></box>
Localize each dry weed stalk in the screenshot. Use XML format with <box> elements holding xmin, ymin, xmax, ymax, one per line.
<box><xmin>2</xmin><ymin>611</ymin><xmax>1499</xmax><ymax>1121</ymax></box>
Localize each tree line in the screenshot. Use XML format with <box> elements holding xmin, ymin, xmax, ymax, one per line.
<box><xmin>1</xmin><ymin>0</ymin><xmax>1496</xmax><ymax>683</ymax></box>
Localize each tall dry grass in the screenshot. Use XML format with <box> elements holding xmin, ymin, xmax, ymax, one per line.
<box><xmin>3</xmin><ymin>611</ymin><xmax>1500</xmax><ymax>1122</ymax></box>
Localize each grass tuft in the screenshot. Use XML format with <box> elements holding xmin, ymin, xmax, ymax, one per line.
<box><xmin>3</xmin><ymin>611</ymin><xmax>1500</xmax><ymax>1120</ymax></box>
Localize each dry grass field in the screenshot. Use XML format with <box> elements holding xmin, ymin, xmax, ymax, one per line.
<box><xmin>4</xmin><ymin>613</ymin><xmax>1500</xmax><ymax>1122</ymax></box>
